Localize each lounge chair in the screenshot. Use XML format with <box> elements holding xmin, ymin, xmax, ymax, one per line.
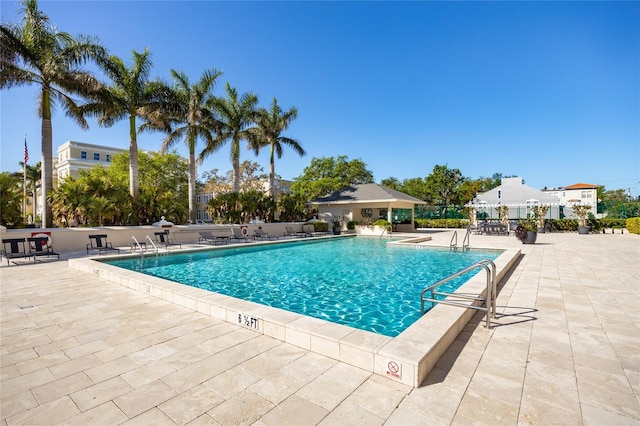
<box><xmin>87</xmin><ymin>234</ymin><xmax>121</xmax><ymax>255</ymax></box>
<box><xmin>284</xmin><ymin>226</ymin><xmax>307</xmax><ymax>238</ymax></box>
<box><xmin>253</xmin><ymin>228</ymin><xmax>278</xmax><ymax>240</ymax></box>
<box><xmin>231</xmin><ymin>227</ymin><xmax>254</xmax><ymax>243</ymax></box>
<box><xmin>27</xmin><ymin>237</ymin><xmax>60</xmax><ymax>262</ymax></box>
<box><xmin>302</xmin><ymin>224</ymin><xmax>327</xmax><ymax>237</ymax></box>
<box><xmin>1</xmin><ymin>238</ymin><xmax>36</xmax><ymax>266</ymax></box>
<box><xmin>154</xmin><ymin>230</ymin><xmax>181</xmax><ymax>249</ymax></box>
<box><xmin>199</xmin><ymin>231</ymin><xmax>229</xmax><ymax>245</ymax></box>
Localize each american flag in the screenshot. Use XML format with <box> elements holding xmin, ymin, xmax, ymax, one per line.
<box><xmin>24</xmin><ymin>138</ymin><xmax>28</xmax><ymax>163</ymax></box>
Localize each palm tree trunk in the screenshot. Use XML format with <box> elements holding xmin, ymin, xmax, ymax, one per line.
<box><xmin>233</xmin><ymin>138</ymin><xmax>240</xmax><ymax>193</ymax></box>
<box><xmin>188</xmin><ymin>149</ymin><xmax>197</xmax><ymax>223</ymax></box>
<box><xmin>41</xmin><ymin>91</ymin><xmax>54</xmax><ymax>228</ymax></box>
<box><xmin>129</xmin><ymin>115</ymin><xmax>138</xmax><ymax>200</ymax></box>
<box><xmin>269</xmin><ymin>144</ymin><xmax>276</xmax><ymax>198</ymax></box>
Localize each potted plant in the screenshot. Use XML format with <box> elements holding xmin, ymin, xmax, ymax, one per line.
<box><xmin>515</xmin><ymin>219</ymin><xmax>537</xmax><ymax>244</ymax></box>
<box><xmin>332</xmin><ymin>216</ymin><xmax>342</xmax><ymax>235</ymax></box>
<box><xmin>572</xmin><ymin>205</ymin><xmax>591</xmax><ymax>234</ymax></box>
<box><xmin>531</xmin><ymin>205</ymin><xmax>549</xmax><ymax>233</ymax></box>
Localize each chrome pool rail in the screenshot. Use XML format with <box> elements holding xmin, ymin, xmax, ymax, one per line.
<box><xmin>420</xmin><ymin>259</ymin><xmax>496</xmax><ymax>328</ymax></box>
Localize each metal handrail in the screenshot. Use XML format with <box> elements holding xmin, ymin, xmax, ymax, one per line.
<box><xmin>449</xmin><ymin>231</ymin><xmax>458</xmax><ymax>251</ymax></box>
<box><xmin>131</xmin><ymin>236</ymin><xmax>144</xmax><ymax>255</ymax></box>
<box><xmin>145</xmin><ymin>235</ymin><xmax>159</xmax><ymax>254</ymax></box>
<box><xmin>420</xmin><ymin>259</ymin><xmax>496</xmax><ymax>328</ymax></box>
<box><xmin>462</xmin><ymin>226</ymin><xmax>471</xmax><ymax>251</ymax></box>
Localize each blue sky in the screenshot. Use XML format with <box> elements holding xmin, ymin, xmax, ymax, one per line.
<box><xmin>1</xmin><ymin>1</ymin><xmax>638</xmax><ymax>196</ymax></box>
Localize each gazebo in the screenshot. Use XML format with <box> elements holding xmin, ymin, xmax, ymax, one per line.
<box><xmin>308</xmin><ymin>183</ymin><xmax>425</xmax><ymax>231</ymax></box>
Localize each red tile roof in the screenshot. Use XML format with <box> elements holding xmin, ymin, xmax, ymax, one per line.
<box><xmin>564</xmin><ymin>183</ymin><xmax>599</xmax><ymax>189</ymax></box>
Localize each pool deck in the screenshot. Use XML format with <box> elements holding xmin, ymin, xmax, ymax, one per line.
<box><xmin>1</xmin><ymin>230</ymin><xmax>639</xmax><ymax>425</ymax></box>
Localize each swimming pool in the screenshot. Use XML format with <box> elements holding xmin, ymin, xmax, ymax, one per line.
<box><xmin>105</xmin><ymin>237</ymin><xmax>501</xmax><ymax>337</ymax></box>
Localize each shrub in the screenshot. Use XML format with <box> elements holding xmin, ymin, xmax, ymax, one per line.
<box><xmin>415</xmin><ymin>218</ymin><xmax>468</xmax><ymax>229</ymax></box>
<box><xmin>372</xmin><ymin>219</ymin><xmax>391</xmax><ymax>228</ymax></box>
<box><xmin>308</xmin><ymin>221</ymin><xmax>329</xmax><ymax>232</ymax></box>
<box><xmin>626</xmin><ymin>217</ymin><xmax>640</xmax><ymax>234</ymax></box>
<box><xmin>346</xmin><ymin>220</ymin><xmax>358</xmax><ymax>230</ymax></box>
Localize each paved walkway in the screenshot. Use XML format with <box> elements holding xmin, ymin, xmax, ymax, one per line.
<box><xmin>1</xmin><ymin>231</ymin><xmax>639</xmax><ymax>425</ymax></box>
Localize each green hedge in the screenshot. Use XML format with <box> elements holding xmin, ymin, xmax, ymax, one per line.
<box><xmin>627</xmin><ymin>218</ymin><xmax>640</xmax><ymax>234</ymax></box>
<box><xmin>308</xmin><ymin>221</ymin><xmax>329</xmax><ymax>232</ymax></box>
<box><xmin>415</xmin><ymin>218</ymin><xmax>469</xmax><ymax>229</ymax></box>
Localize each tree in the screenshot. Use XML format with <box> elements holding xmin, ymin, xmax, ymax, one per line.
<box><xmin>380</xmin><ymin>177</ymin><xmax>402</xmax><ymax>191</ymax></box>
<box><xmin>424</xmin><ymin>164</ymin><xmax>464</xmax><ymax>207</ymax></box>
<box><xmin>1</xmin><ymin>0</ymin><xmax>106</xmax><ymax>227</ymax></box>
<box><xmin>50</xmin><ymin>150</ymin><xmax>188</xmax><ymax>226</ymax></box>
<box><xmin>248</xmin><ymin>98</ymin><xmax>305</xmax><ymax>197</ymax></box>
<box><xmin>290</xmin><ymin>155</ymin><xmax>374</xmax><ymax>202</ymax></box>
<box><xmin>19</xmin><ymin>161</ymin><xmax>41</xmax><ymax>220</ymax></box>
<box><xmin>157</xmin><ymin>68</ymin><xmax>222</xmax><ymax>223</ymax></box>
<box><xmin>82</xmin><ymin>47</ymin><xmax>172</xmax><ymax>203</ymax></box>
<box><xmin>0</xmin><ymin>172</ymin><xmax>24</xmax><ymax>227</ymax></box>
<box><xmin>200</xmin><ymin>82</ymin><xmax>259</xmax><ymax>193</ymax></box>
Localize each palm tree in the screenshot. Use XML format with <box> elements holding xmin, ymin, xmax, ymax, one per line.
<box><xmin>19</xmin><ymin>161</ymin><xmax>41</xmax><ymax>221</ymax></box>
<box><xmin>249</xmin><ymin>98</ymin><xmax>305</xmax><ymax>197</ymax></box>
<box><xmin>157</xmin><ymin>68</ymin><xmax>222</xmax><ymax>224</ymax></box>
<box><xmin>1</xmin><ymin>0</ymin><xmax>106</xmax><ymax>228</ymax></box>
<box><xmin>82</xmin><ymin>47</ymin><xmax>172</xmax><ymax>202</ymax></box>
<box><xmin>200</xmin><ymin>83</ymin><xmax>258</xmax><ymax>193</ymax></box>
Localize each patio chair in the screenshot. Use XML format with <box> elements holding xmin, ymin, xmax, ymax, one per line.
<box><xmin>284</xmin><ymin>226</ymin><xmax>308</xmax><ymax>238</ymax></box>
<box><xmin>154</xmin><ymin>230</ymin><xmax>181</xmax><ymax>249</ymax></box>
<box><xmin>87</xmin><ymin>234</ymin><xmax>121</xmax><ymax>255</ymax></box>
<box><xmin>199</xmin><ymin>231</ymin><xmax>229</xmax><ymax>245</ymax></box>
<box><xmin>231</xmin><ymin>227</ymin><xmax>254</xmax><ymax>243</ymax></box>
<box><xmin>1</xmin><ymin>238</ymin><xmax>36</xmax><ymax>266</ymax></box>
<box><xmin>253</xmin><ymin>228</ymin><xmax>278</xmax><ymax>240</ymax></box>
<box><xmin>27</xmin><ymin>237</ymin><xmax>60</xmax><ymax>262</ymax></box>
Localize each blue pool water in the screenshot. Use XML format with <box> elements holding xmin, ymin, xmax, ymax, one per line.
<box><xmin>105</xmin><ymin>237</ymin><xmax>501</xmax><ymax>337</ymax></box>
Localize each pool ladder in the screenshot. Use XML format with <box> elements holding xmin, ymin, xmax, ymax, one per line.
<box><xmin>449</xmin><ymin>227</ymin><xmax>471</xmax><ymax>251</ymax></box>
<box><xmin>130</xmin><ymin>235</ymin><xmax>159</xmax><ymax>258</ymax></box>
<box><xmin>420</xmin><ymin>259</ymin><xmax>496</xmax><ymax>328</ymax></box>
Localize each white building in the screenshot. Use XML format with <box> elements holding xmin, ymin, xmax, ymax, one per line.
<box><xmin>470</xmin><ymin>177</ymin><xmax>561</xmax><ymax>219</ymax></box>
<box><xmin>541</xmin><ymin>183</ymin><xmax>599</xmax><ymax>218</ymax></box>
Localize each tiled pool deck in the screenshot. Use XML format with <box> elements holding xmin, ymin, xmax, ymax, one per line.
<box><xmin>1</xmin><ymin>230</ymin><xmax>639</xmax><ymax>425</ymax></box>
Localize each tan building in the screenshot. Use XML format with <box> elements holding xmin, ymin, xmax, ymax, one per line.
<box><xmin>55</xmin><ymin>141</ymin><xmax>124</xmax><ymax>183</ymax></box>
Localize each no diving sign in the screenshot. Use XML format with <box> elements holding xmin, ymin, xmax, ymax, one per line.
<box><xmin>386</xmin><ymin>359</ymin><xmax>402</xmax><ymax>379</ymax></box>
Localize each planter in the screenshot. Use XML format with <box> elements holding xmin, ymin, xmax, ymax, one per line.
<box><xmin>333</xmin><ymin>227</ymin><xmax>341</xmax><ymax>235</ymax></box>
<box><xmin>522</xmin><ymin>231</ymin><xmax>537</xmax><ymax>244</ymax></box>
<box><xmin>578</xmin><ymin>226</ymin><xmax>590</xmax><ymax>235</ymax></box>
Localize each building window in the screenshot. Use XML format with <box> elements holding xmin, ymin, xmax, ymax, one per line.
<box><xmin>106</xmin><ymin>154</ymin><xmax>111</xmax><ymax>162</ymax></box>
<box><xmin>80</xmin><ymin>151</ymin><xmax>87</xmax><ymax>159</ymax></box>
<box><xmin>93</xmin><ymin>153</ymin><xmax>100</xmax><ymax>161</ymax></box>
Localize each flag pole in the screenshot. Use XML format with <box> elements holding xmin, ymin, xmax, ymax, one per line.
<box><xmin>23</xmin><ymin>134</ymin><xmax>28</xmax><ymax>223</ymax></box>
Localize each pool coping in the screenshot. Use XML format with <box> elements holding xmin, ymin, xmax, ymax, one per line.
<box><xmin>68</xmin><ymin>237</ymin><xmax>520</xmax><ymax>387</ymax></box>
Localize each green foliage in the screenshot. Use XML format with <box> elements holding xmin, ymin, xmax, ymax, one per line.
<box><xmin>277</xmin><ymin>192</ymin><xmax>309</xmax><ymax>222</ymax></box>
<box><xmin>425</xmin><ymin>164</ymin><xmax>464</xmax><ymax>206</ymax></box>
<box><xmin>290</xmin><ymin>156</ymin><xmax>374</xmax><ymax>202</ymax></box>
<box><xmin>626</xmin><ymin>218</ymin><xmax>640</xmax><ymax>234</ymax></box>
<box><xmin>599</xmin><ymin>218</ymin><xmax>628</xmax><ymax>229</ymax></box>
<box><xmin>518</xmin><ymin>218</ymin><xmax>537</xmax><ymax>232</ymax></box>
<box><xmin>346</xmin><ymin>220</ymin><xmax>358</xmax><ymax>230</ymax></box>
<box><xmin>372</xmin><ymin>219</ymin><xmax>391</xmax><ymax>228</ymax></box>
<box><xmin>0</xmin><ymin>172</ymin><xmax>24</xmax><ymax>227</ymax></box>
<box><xmin>50</xmin><ymin>150</ymin><xmax>188</xmax><ymax>226</ymax></box>
<box><xmin>309</xmin><ymin>221</ymin><xmax>329</xmax><ymax>233</ymax></box>
<box><xmin>414</xmin><ymin>218</ymin><xmax>468</xmax><ymax>229</ymax></box>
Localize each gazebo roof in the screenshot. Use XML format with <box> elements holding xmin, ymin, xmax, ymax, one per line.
<box><xmin>309</xmin><ymin>183</ymin><xmax>425</xmax><ymax>205</ymax></box>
